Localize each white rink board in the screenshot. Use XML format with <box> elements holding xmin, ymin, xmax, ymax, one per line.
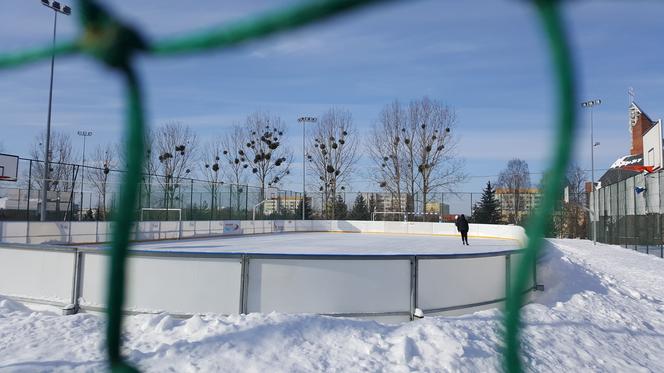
<box><xmin>418</xmin><ymin>256</ymin><xmax>506</xmax><ymax>311</ymax></box>
<box><xmin>1</xmin><ymin>220</ymin><xmax>527</xmax><ymax>247</ymax></box>
<box><xmin>247</xmin><ymin>259</ymin><xmax>410</xmax><ymax>314</ymax></box>
<box><xmin>80</xmin><ymin>252</ymin><xmax>242</xmax><ymax>315</ymax></box>
<box><xmin>0</xmin><ymin>247</ymin><xmax>74</xmax><ymax>304</ymax></box>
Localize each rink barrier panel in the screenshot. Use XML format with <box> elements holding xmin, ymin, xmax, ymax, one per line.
<box><xmin>0</xmin><ymin>221</ymin><xmax>534</xmax><ymax>320</ymax></box>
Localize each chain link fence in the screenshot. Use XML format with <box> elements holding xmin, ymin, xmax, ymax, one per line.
<box><xmin>0</xmin><ymin>158</ymin><xmax>305</xmax><ymax>222</ymax></box>
<box><xmin>0</xmin><ymin>158</ymin><xmax>491</xmax><ymax>222</ymax></box>
<box><xmin>590</xmin><ymin>169</ymin><xmax>664</xmax><ymax>257</ymax></box>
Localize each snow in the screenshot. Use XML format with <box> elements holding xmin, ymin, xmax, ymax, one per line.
<box><xmin>86</xmin><ymin>232</ymin><xmax>519</xmax><ymax>255</ymax></box>
<box><xmin>2</xmin><ymin>239</ymin><xmax>664</xmax><ymax>372</ymax></box>
<box><xmin>610</xmin><ymin>154</ymin><xmax>643</xmax><ymax>169</ymax></box>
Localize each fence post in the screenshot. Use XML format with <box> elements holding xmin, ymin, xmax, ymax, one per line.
<box><xmin>26</xmin><ymin>160</ymin><xmax>32</xmax><ymax>222</ymax></box>
<box><xmin>190</xmin><ymin>179</ymin><xmax>194</xmax><ymax>221</ymax></box>
<box><xmin>229</xmin><ymin>184</ymin><xmax>233</xmax><ymax>220</ymax></box>
<box><xmin>137</xmin><ymin>176</ymin><xmax>142</xmax><ymax>217</ymax></box>
<box><xmin>210</xmin><ymin>186</ymin><xmax>214</xmax><ymax>221</ymax></box>
<box><xmin>245</xmin><ymin>185</ymin><xmax>249</xmax><ymax>220</ymax></box>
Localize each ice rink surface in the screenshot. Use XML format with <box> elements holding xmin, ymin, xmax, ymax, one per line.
<box><xmin>114</xmin><ymin>232</ymin><xmax>520</xmax><ymax>255</ymax></box>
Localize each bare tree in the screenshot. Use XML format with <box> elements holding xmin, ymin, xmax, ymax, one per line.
<box><xmin>87</xmin><ymin>143</ymin><xmax>116</xmax><ymax>220</ymax></box>
<box><xmin>201</xmin><ymin>137</ymin><xmax>224</xmax><ymax>217</ymax></box>
<box><xmin>151</xmin><ymin>122</ymin><xmax>198</xmax><ymax>209</ymax></box>
<box><xmin>370</xmin><ymin>98</ymin><xmax>465</xmax><ymax>214</ymax></box>
<box><xmin>242</xmin><ymin>112</ymin><xmax>292</xmax><ymax>198</ymax></box>
<box><xmin>561</xmin><ymin>164</ymin><xmax>587</xmax><ymax>238</ymax></box>
<box><xmin>29</xmin><ymin>131</ymin><xmax>74</xmax><ymax>192</ymax></box>
<box><xmin>221</xmin><ymin>124</ymin><xmax>249</xmax><ymax>209</ymax></box>
<box><xmin>369</xmin><ymin>101</ymin><xmax>407</xmax><ymax>212</ymax></box>
<box><xmin>497</xmin><ymin>158</ymin><xmax>531</xmax><ymax>224</ymax></box>
<box><xmin>408</xmin><ymin>97</ymin><xmax>465</xmax><ymax>212</ymax></box>
<box><xmin>142</xmin><ymin>137</ymin><xmax>158</xmax><ymax>208</ymax></box>
<box><xmin>307</xmin><ymin>108</ymin><xmax>359</xmax><ymax>219</ymax></box>
<box><xmin>222</xmin><ymin>124</ymin><xmax>249</xmax><ymax>186</ymax></box>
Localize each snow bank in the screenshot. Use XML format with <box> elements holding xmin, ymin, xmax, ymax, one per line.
<box><xmin>1</xmin><ymin>239</ymin><xmax>663</xmax><ymax>372</ymax></box>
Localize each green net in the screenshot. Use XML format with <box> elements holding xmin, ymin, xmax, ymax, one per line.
<box><xmin>0</xmin><ymin>1</ymin><xmax>576</xmax><ymax>371</ymax></box>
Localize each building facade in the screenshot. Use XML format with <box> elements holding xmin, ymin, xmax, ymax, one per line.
<box><xmin>495</xmin><ymin>188</ymin><xmax>541</xmax><ymax>223</ymax></box>
<box><xmin>263</xmin><ymin>196</ymin><xmax>310</xmax><ymax>216</ymax></box>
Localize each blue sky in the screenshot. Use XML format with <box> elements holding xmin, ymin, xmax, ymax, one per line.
<box><xmin>1</xmin><ymin>0</ymin><xmax>664</xmax><ymax>196</ymax></box>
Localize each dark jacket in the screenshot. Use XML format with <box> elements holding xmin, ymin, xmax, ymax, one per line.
<box><xmin>456</xmin><ymin>215</ymin><xmax>469</xmax><ymax>233</ymax></box>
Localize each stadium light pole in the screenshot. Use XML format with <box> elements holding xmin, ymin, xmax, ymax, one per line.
<box><xmin>298</xmin><ymin>116</ymin><xmax>317</xmax><ymax>220</ymax></box>
<box><xmin>581</xmin><ymin>99</ymin><xmax>601</xmax><ymax>245</ymax></box>
<box><xmin>39</xmin><ymin>0</ymin><xmax>72</xmax><ymax>221</ymax></box>
<box><xmin>77</xmin><ymin>130</ymin><xmax>93</xmax><ymax>221</ymax></box>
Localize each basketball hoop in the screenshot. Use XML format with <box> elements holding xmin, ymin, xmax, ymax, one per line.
<box><xmin>0</xmin><ymin>153</ymin><xmax>19</xmax><ymax>182</ymax></box>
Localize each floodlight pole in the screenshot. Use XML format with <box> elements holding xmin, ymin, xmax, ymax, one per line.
<box><xmin>77</xmin><ymin>131</ymin><xmax>93</xmax><ymax>220</ymax></box>
<box><xmin>39</xmin><ymin>0</ymin><xmax>72</xmax><ymax>221</ymax></box>
<box><xmin>298</xmin><ymin>116</ymin><xmax>317</xmax><ymax>220</ymax></box>
<box><xmin>581</xmin><ymin>99</ymin><xmax>601</xmax><ymax>245</ymax></box>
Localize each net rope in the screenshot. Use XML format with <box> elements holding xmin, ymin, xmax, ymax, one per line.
<box><xmin>0</xmin><ymin>1</ymin><xmax>576</xmax><ymax>372</ymax></box>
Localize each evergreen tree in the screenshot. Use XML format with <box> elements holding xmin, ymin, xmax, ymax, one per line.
<box><xmin>472</xmin><ymin>181</ymin><xmax>502</xmax><ymax>224</ymax></box>
<box><xmin>349</xmin><ymin>194</ymin><xmax>371</xmax><ymax>220</ymax></box>
<box><xmin>368</xmin><ymin>195</ymin><xmax>377</xmax><ymax>216</ymax></box>
<box><xmin>334</xmin><ymin>194</ymin><xmax>348</xmax><ymax>219</ymax></box>
<box><xmin>296</xmin><ymin>197</ymin><xmax>313</xmax><ymax>220</ymax></box>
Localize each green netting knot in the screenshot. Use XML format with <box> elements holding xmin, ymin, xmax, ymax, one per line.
<box><xmin>78</xmin><ymin>0</ymin><xmax>147</xmax><ymax>69</ymax></box>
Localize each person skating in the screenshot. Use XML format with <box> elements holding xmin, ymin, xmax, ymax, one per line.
<box><xmin>455</xmin><ymin>214</ymin><xmax>469</xmax><ymax>245</ymax></box>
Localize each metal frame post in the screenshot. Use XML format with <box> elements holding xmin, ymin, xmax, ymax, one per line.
<box><xmin>409</xmin><ymin>256</ymin><xmax>418</xmax><ymax>321</ymax></box>
<box><xmin>64</xmin><ymin>249</ymin><xmax>83</xmax><ymax>315</ymax></box>
<box><xmin>239</xmin><ymin>255</ymin><xmax>249</xmax><ymax>314</ymax></box>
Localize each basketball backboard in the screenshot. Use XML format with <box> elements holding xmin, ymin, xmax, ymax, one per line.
<box><xmin>0</xmin><ymin>153</ymin><xmax>19</xmax><ymax>182</ymax></box>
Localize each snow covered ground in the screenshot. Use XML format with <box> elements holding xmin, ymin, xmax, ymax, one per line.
<box><xmin>1</xmin><ymin>239</ymin><xmax>664</xmax><ymax>372</ymax></box>
<box><xmin>87</xmin><ymin>232</ymin><xmax>518</xmax><ymax>255</ymax></box>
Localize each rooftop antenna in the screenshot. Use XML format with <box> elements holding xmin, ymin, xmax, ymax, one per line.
<box><xmin>628</xmin><ymin>87</ymin><xmax>637</xmax><ymax>133</ymax></box>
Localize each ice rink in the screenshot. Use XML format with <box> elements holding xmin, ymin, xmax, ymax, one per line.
<box><xmin>111</xmin><ymin>232</ymin><xmax>521</xmax><ymax>255</ymax></box>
